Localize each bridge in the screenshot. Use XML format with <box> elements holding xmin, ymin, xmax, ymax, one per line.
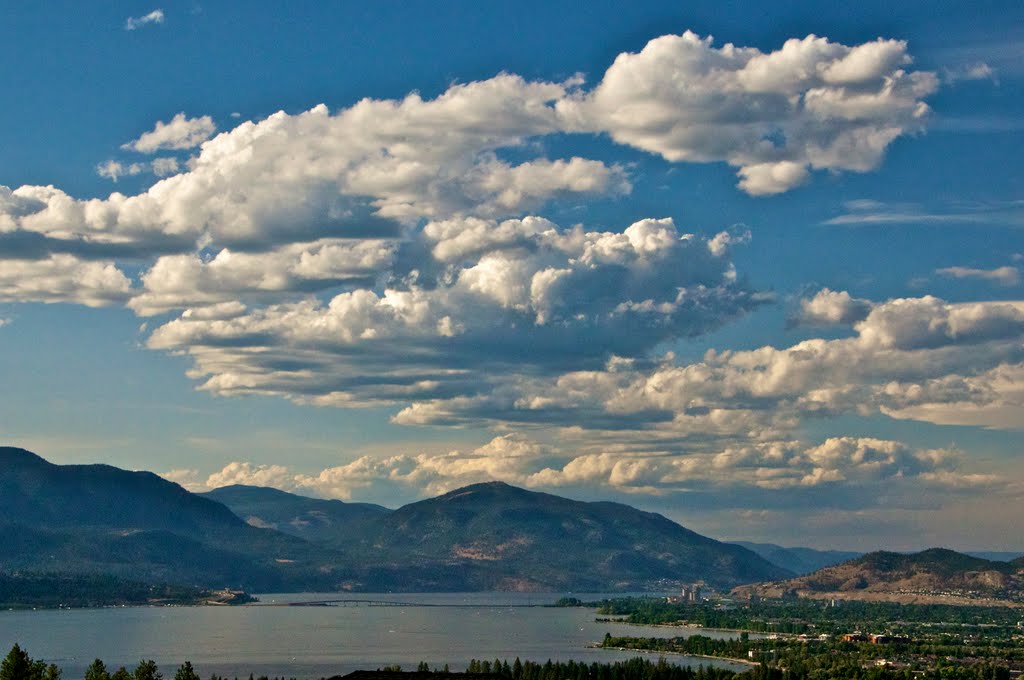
<box><xmin>256</xmin><ymin>599</ymin><xmax>545</xmax><ymax>608</ymax></box>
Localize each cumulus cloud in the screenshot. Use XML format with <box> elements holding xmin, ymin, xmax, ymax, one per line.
<box><xmin>3</xmin><ymin>29</ymin><xmax>996</xmax><ymax>515</ymax></box>
<box><xmin>0</xmin><ymin>30</ymin><xmax>938</xmax><ymax>271</ymax></box>
<box><xmin>151</xmin><ymin>157</ymin><xmax>181</xmax><ymax>177</ymax></box>
<box><xmin>204</xmin><ymin>461</ymin><xmax>296</xmax><ymax>490</ymax></box>
<box><xmin>144</xmin><ymin>217</ymin><xmax>758</xmax><ymax>407</ymax></box>
<box><xmin>936</xmin><ymin>265</ymin><xmax>1020</xmax><ymax>286</ymax></box>
<box><xmin>0</xmin><ymin>256</ymin><xmax>132</xmax><ymax>307</ymax></box>
<box><xmin>124</xmin><ymin>9</ymin><xmax>164</xmax><ymax>31</ymax></box>
<box><xmin>96</xmin><ymin>160</ymin><xmax>148</xmax><ymax>182</ymax></box>
<box><xmin>123</xmin><ymin>112</ymin><xmax>216</xmax><ymax>153</ymax></box>
<box><xmin>389</xmin><ymin>293</ymin><xmax>1024</xmax><ymax>440</ymax></box>
<box><xmin>129</xmin><ymin>238</ymin><xmax>398</xmax><ymax>315</ymax></box>
<box><xmin>97</xmin><ymin>158</ymin><xmax>180</xmax><ymax>181</ymax></box>
<box><xmin>563</xmin><ymin>32</ymin><xmax>936</xmax><ymax>194</ymax></box>
<box><xmin>184</xmin><ymin>432</ymin><xmax>998</xmax><ymax>513</ymax></box>
<box><xmin>796</xmin><ymin>288</ymin><xmax>872</xmax><ymax>325</ymax></box>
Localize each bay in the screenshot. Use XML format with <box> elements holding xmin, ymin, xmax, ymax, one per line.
<box><xmin>0</xmin><ymin>593</ymin><xmax>754</xmax><ymax>679</ymax></box>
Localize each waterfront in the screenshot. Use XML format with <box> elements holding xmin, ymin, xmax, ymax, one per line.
<box><xmin>0</xmin><ymin>593</ymin><xmax>752</xmax><ymax>678</ymax></box>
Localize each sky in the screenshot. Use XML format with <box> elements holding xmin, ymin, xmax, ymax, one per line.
<box><xmin>1</xmin><ymin>1</ymin><xmax>1022</xmax><ymax>551</ymax></box>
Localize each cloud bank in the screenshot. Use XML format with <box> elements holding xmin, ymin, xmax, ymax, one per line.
<box><xmin>9</xmin><ymin>28</ymin><xmax>1005</xmax><ymax>527</ymax></box>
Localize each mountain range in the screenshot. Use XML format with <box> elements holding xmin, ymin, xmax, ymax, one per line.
<box><xmin>733</xmin><ymin>548</ymin><xmax>1024</xmax><ymax>605</ymax></box>
<box><xmin>728</xmin><ymin>542</ymin><xmax>863</xmax><ymax>576</ymax></box>
<box><xmin>0</xmin><ymin>447</ymin><xmax>788</xmax><ymax>592</ymax></box>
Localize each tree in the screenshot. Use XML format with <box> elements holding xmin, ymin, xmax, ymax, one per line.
<box><xmin>133</xmin><ymin>662</ymin><xmax>160</xmax><ymax>680</ymax></box>
<box><xmin>1</xmin><ymin>645</ymin><xmax>32</xmax><ymax>680</ymax></box>
<box><xmin>84</xmin><ymin>660</ymin><xmax>109</xmax><ymax>680</ymax></box>
<box><xmin>172</xmin><ymin>664</ymin><xmax>198</xmax><ymax>680</ymax></box>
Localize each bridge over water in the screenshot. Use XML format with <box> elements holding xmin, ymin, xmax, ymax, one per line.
<box><xmin>257</xmin><ymin>599</ymin><xmax>547</xmax><ymax>608</ymax></box>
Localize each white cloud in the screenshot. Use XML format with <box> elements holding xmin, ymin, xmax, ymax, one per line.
<box><xmin>943</xmin><ymin>62</ymin><xmax>997</xmax><ymax>84</ymax></box>
<box><xmin>736</xmin><ymin>162</ymin><xmax>809</xmax><ymax>196</ymax></box>
<box><xmin>389</xmin><ymin>294</ymin><xmax>1024</xmax><ymax>441</ymax></box>
<box><xmin>936</xmin><ymin>265</ymin><xmax>1020</xmax><ymax>286</ymax></box>
<box><xmin>0</xmin><ymin>31</ymin><xmax>940</xmax><ymax>267</ymax></box>
<box><xmin>186</xmin><ymin>432</ymin><xmax>998</xmax><ymax>513</ymax></box>
<box><xmin>797</xmin><ymin>288</ymin><xmax>872</xmax><ymax>325</ymax></box>
<box><xmin>124</xmin><ymin>9</ymin><xmax>164</xmax><ymax>31</ymax></box>
<box><xmin>129</xmin><ymin>238</ymin><xmax>398</xmax><ymax>316</ymax></box>
<box><xmin>97</xmin><ymin>158</ymin><xmax>182</xmax><ymax>181</ymax></box>
<box><xmin>205</xmin><ymin>461</ymin><xmax>296</xmax><ymax>490</ymax></box>
<box><xmin>824</xmin><ymin>199</ymin><xmax>1024</xmax><ymax>226</ymax></box>
<box><xmin>0</xmin><ymin>256</ymin><xmax>132</xmax><ymax>307</ymax></box>
<box><xmin>123</xmin><ymin>112</ymin><xmax>216</xmax><ymax>153</ymax></box>
<box><xmin>96</xmin><ymin>160</ymin><xmax>147</xmax><ymax>182</ymax></box>
<box><xmin>161</xmin><ymin>468</ymin><xmax>200</xmax><ymax>488</ymax></box>
<box><xmin>563</xmin><ymin>32</ymin><xmax>936</xmax><ymax>194</ymax></box>
<box><xmin>143</xmin><ymin>217</ymin><xmax>757</xmax><ymax>408</ymax></box>
<box><xmin>151</xmin><ymin>157</ymin><xmax>181</xmax><ymax>177</ymax></box>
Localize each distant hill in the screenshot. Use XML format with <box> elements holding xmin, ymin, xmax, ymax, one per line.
<box><xmin>0</xmin><ymin>447</ymin><xmax>245</xmax><ymax>532</ymax></box>
<box><xmin>966</xmin><ymin>551</ymin><xmax>1024</xmax><ymax>562</ymax></box>
<box><xmin>200</xmin><ymin>484</ymin><xmax>389</xmax><ymax>543</ymax></box>
<box><xmin>730</xmin><ymin>541</ymin><xmax>862</xmax><ymax>575</ymax></box>
<box><xmin>0</xmin><ymin>447</ymin><xmax>343</xmax><ymax>591</ymax></box>
<box><xmin>0</xmin><ymin>447</ymin><xmax>786</xmax><ymax>592</ymax></box>
<box><xmin>340</xmin><ymin>481</ymin><xmax>791</xmax><ymax>591</ymax></box>
<box><xmin>733</xmin><ymin>548</ymin><xmax>1024</xmax><ymax>605</ymax></box>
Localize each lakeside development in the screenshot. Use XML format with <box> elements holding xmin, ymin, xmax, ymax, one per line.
<box><xmin>574</xmin><ymin>596</ymin><xmax>1024</xmax><ymax>676</ymax></box>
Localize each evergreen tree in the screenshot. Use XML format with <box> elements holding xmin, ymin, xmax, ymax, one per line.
<box><xmin>133</xmin><ymin>662</ymin><xmax>160</xmax><ymax>680</ymax></box>
<box><xmin>172</xmin><ymin>664</ymin><xmax>199</xmax><ymax>680</ymax></box>
<box><xmin>84</xmin><ymin>660</ymin><xmax>109</xmax><ymax>680</ymax></box>
<box><xmin>1</xmin><ymin>645</ymin><xmax>32</xmax><ymax>680</ymax></box>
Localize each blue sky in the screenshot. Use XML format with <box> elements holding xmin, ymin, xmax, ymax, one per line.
<box><xmin>1</xmin><ymin>1</ymin><xmax>1022</xmax><ymax>550</ymax></box>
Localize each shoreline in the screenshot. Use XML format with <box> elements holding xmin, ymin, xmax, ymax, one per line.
<box><xmin>598</xmin><ymin>619</ymin><xmax>776</xmax><ymax>638</ymax></box>
<box><xmin>596</xmin><ymin>644</ymin><xmax>759</xmax><ymax>668</ymax></box>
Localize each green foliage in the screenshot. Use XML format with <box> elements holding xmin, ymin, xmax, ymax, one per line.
<box><xmin>0</xmin><ymin>572</ymin><xmax>209</xmax><ymax>609</ymax></box>
<box><xmin>84</xmin><ymin>660</ymin><xmax>109</xmax><ymax>680</ymax></box>
<box><xmin>592</xmin><ymin>597</ymin><xmax>1024</xmax><ymax>635</ymax></box>
<box><xmin>133</xmin><ymin>661</ymin><xmax>161</xmax><ymax>680</ymax></box>
<box><xmin>464</xmin><ymin>657</ymin><xmax>736</xmax><ymax>680</ymax></box>
<box><xmin>172</xmin><ymin>663</ymin><xmax>199</xmax><ymax>680</ymax></box>
<box><xmin>0</xmin><ymin>644</ymin><xmax>59</xmax><ymax>680</ymax></box>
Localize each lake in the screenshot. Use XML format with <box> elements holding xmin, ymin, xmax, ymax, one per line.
<box><xmin>0</xmin><ymin>593</ymin><xmax>754</xmax><ymax>679</ymax></box>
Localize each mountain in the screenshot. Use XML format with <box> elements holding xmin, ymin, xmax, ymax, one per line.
<box><xmin>1</xmin><ymin>447</ymin><xmax>788</xmax><ymax>592</ymax></box>
<box><xmin>200</xmin><ymin>484</ymin><xmax>389</xmax><ymax>543</ymax></box>
<box><xmin>965</xmin><ymin>551</ymin><xmax>1024</xmax><ymax>562</ymax></box>
<box><xmin>1</xmin><ymin>447</ymin><xmax>245</xmax><ymax>532</ymax></box>
<box><xmin>339</xmin><ymin>481</ymin><xmax>791</xmax><ymax>591</ymax></box>
<box><xmin>731</xmin><ymin>541</ymin><xmax>862</xmax><ymax>575</ymax></box>
<box><xmin>733</xmin><ymin>548</ymin><xmax>1024</xmax><ymax>605</ymax></box>
<box><xmin>0</xmin><ymin>447</ymin><xmax>343</xmax><ymax>590</ymax></box>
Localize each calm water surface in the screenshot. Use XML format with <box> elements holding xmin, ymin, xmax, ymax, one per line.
<box><xmin>0</xmin><ymin>593</ymin><xmax>753</xmax><ymax>679</ymax></box>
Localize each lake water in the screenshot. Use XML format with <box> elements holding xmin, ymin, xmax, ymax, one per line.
<box><xmin>0</xmin><ymin>593</ymin><xmax>753</xmax><ymax>679</ymax></box>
